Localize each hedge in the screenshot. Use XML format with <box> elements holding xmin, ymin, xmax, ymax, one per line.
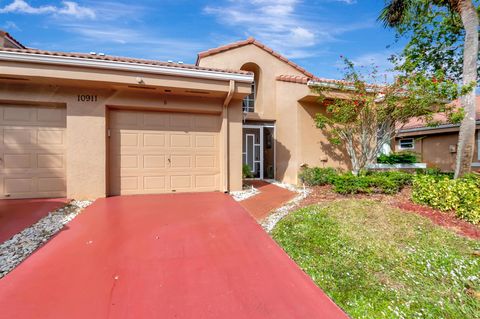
<box><xmin>412</xmin><ymin>174</ymin><xmax>480</xmax><ymax>224</ymax></box>
<box><xmin>299</xmin><ymin>167</ymin><xmax>413</xmax><ymax>195</ymax></box>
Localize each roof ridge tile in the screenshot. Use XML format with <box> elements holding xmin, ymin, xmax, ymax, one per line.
<box><xmin>0</xmin><ymin>47</ymin><xmax>251</xmax><ymax>75</ymax></box>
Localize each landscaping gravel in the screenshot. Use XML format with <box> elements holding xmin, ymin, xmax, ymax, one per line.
<box><xmin>231</xmin><ymin>185</ymin><xmax>259</xmax><ymax>201</ymax></box>
<box><xmin>260</xmin><ymin>184</ymin><xmax>310</xmax><ymax>233</ymax></box>
<box><xmin>0</xmin><ymin>200</ymin><xmax>92</xmax><ymax>278</ymax></box>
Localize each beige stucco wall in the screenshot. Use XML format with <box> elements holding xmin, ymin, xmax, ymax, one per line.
<box><xmin>198</xmin><ymin>44</ymin><xmax>353</xmax><ymax>184</ymax></box>
<box><xmin>198</xmin><ymin>45</ymin><xmax>305</xmax><ymax>120</ymax></box>
<box><xmin>0</xmin><ymin>78</ymin><xmax>246</xmax><ymax>198</ymax></box>
<box><xmin>297</xmin><ymin>100</ymin><xmax>350</xmax><ymax>171</ymax></box>
<box><xmin>394</xmin><ymin>129</ymin><xmax>479</xmax><ymax>171</ymax></box>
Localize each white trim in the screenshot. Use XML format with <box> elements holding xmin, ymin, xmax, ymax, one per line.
<box><xmin>368</xmin><ymin>163</ymin><xmax>427</xmax><ymax>169</ymax></box>
<box><xmin>399</xmin><ymin>121</ymin><xmax>480</xmax><ymax>134</ymax></box>
<box><xmin>398</xmin><ymin>137</ymin><xmax>415</xmax><ymax>150</ymax></box>
<box><xmin>478</xmin><ymin>131</ymin><xmax>480</xmax><ymax>161</ymax></box>
<box><xmin>0</xmin><ymin>51</ymin><xmax>254</xmax><ymax>83</ymax></box>
<box><xmin>260</xmin><ymin>126</ymin><xmax>264</xmax><ymax>179</ymax></box>
<box><xmin>246</xmin><ymin>134</ymin><xmax>255</xmax><ymax>173</ymax></box>
<box><xmin>243</xmin><ymin>124</ymin><xmax>276</xmax><ymax>180</ymax></box>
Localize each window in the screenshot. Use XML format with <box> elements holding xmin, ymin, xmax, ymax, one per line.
<box><xmin>399</xmin><ymin>138</ymin><xmax>414</xmax><ymax>150</ymax></box>
<box><xmin>242</xmin><ymin>82</ymin><xmax>255</xmax><ymax>113</ymax></box>
<box><xmin>477</xmin><ymin>130</ymin><xmax>480</xmax><ymax>161</ymax></box>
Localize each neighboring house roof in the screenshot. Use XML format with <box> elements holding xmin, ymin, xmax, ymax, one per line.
<box><xmin>400</xmin><ymin>96</ymin><xmax>480</xmax><ymax>132</ymax></box>
<box><xmin>197</xmin><ymin>37</ymin><xmax>315</xmax><ymax>78</ymax></box>
<box><xmin>0</xmin><ymin>30</ymin><xmax>26</xmax><ymax>49</ymax></box>
<box><xmin>0</xmin><ymin>47</ymin><xmax>253</xmax><ymax>78</ymax></box>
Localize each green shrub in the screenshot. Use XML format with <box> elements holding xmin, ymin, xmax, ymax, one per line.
<box><xmin>299</xmin><ymin>167</ymin><xmax>339</xmax><ymax>186</ymax></box>
<box><xmin>412</xmin><ymin>175</ymin><xmax>480</xmax><ymax>224</ymax></box>
<box><xmin>365</xmin><ymin>170</ymin><xmax>414</xmax><ymax>186</ymax></box>
<box><xmin>377</xmin><ymin>151</ymin><xmax>418</xmax><ymax>164</ymax></box>
<box><xmin>332</xmin><ymin>174</ymin><xmax>375</xmax><ymax>194</ymax></box>
<box><xmin>299</xmin><ymin>167</ymin><xmax>413</xmax><ymax>195</ymax></box>
<box><xmin>242</xmin><ymin>164</ymin><xmax>253</xmax><ymax>179</ymax></box>
<box><xmin>333</xmin><ymin>172</ymin><xmax>410</xmax><ymax>195</ymax></box>
<box><xmin>415</xmin><ymin>167</ymin><xmax>454</xmax><ymax>179</ymax></box>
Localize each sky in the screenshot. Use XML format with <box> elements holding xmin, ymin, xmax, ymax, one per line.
<box><xmin>0</xmin><ymin>0</ymin><xmax>406</xmax><ymax>80</ymax></box>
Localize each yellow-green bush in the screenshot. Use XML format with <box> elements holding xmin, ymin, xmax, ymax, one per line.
<box><xmin>412</xmin><ymin>174</ymin><xmax>480</xmax><ymax>224</ymax></box>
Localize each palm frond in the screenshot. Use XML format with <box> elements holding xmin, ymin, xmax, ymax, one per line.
<box><xmin>378</xmin><ymin>0</ymin><xmax>413</xmax><ymax>27</ymax></box>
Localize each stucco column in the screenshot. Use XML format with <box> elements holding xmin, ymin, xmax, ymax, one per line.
<box><xmin>228</xmin><ymin>100</ymin><xmax>243</xmax><ymax>191</ymax></box>
<box><xmin>66</xmin><ymin>100</ymin><xmax>106</xmax><ymax>199</ymax></box>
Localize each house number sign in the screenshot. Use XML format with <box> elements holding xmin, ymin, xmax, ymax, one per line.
<box><xmin>77</xmin><ymin>94</ymin><xmax>98</xmax><ymax>102</ymax></box>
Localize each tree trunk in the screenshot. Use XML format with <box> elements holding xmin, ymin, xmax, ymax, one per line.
<box><xmin>454</xmin><ymin>0</ymin><xmax>478</xmax><ymax>179</ymax></box>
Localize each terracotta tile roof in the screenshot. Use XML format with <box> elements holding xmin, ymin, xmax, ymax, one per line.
<box><xmin>401</xmin><ymin>96</ymin><xmax>480</xmax><ymax>131</ymax></box>
<box><xmin>276</xmin><ymin>74</ymin><xmax>382</xmax><ymax>90</ymax></box>
<box><xmin>0</xmin><ymin>30</ymin><xmax>26</xmax><ymax>49</ymax></box>
<box><xmin>197</xmin><ymin>37</ymin><xmax>315</xmax><ymax>78</ymax></box>
<box><xmin>276</xmin><ymin>75</ymin><xmax>310</xmax><ymax>84</ymax></box>
<box><xmin>0</xmin><ymin>47</ymin><xmax>252</xmax><ymax>75</ymax></box>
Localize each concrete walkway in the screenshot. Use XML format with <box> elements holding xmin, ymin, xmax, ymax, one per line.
<box><xmin>240</xmin><ymin>181</ymin><xmax>296</xmax><ymax>220</ymax></box>
<box><xmin>0</xmin><ymin>193</ymin><xmax>347</xmax><ymax>319</ymax></box>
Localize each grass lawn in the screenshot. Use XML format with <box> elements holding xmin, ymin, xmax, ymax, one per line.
<box><xmin>272</xmin><ymin>200</ymin><xmax>480</xmax><ymax>319</ymax></box>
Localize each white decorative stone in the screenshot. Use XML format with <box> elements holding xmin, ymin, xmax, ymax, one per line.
<box><xmin>0</xmin><ymin>200</ymin><xmax>92</xmax><ymax>278</ymax></box>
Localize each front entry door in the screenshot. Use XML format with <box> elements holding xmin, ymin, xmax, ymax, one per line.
<box><xmin>243</xmin><ymin>127</ymin><xmax>263</xmax><ymax>179</ymax></box>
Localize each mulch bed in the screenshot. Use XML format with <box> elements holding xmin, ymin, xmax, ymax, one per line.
<box><xmin>298</xmin><ymin>185</ymin><xmax>480</xmax><ymax>240</ymax></box>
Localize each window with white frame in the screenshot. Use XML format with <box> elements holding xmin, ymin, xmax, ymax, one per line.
<box><xmin>242</xmin><ymin>82</ymin><xmax>255</xmax><ymax>113</ymax></box>
<box><xmin>477</xmin><ymin>130</ymin><xmax>480</xmax><ymax>161</ymax></box>
<box><xmin>399</xmin><ymin>138</ymin><xmax>414</xmax><ymax>150</ymax></box>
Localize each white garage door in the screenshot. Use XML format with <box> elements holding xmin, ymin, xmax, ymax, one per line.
<box><xmin>109</xmin><ymin>109</ymin><xmax>221</xmax><ymax>195</ymax></box>
<box><xmin>0</xmin><ymin>105</ymin><xmax>66</xmax><ymax>199</ymax></box>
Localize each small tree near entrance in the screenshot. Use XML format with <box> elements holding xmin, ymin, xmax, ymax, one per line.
<box><xmin>313</xmin><ymin>58</ymin><xmax>462</xmax><ymax>175</ymax></box>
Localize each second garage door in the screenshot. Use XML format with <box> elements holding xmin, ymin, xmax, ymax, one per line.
<box><xmin>109</xmin><ymin>109</ymin><xmax>222</xmax><ymax>195</ymax></box>
<box><xmin>0</xmin><ymin>105</ymin><xmax>66</xmax><ymax>199</ymax></box>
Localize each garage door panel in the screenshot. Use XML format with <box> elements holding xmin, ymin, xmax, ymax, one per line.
<box><xmin>36</xmin><ymin>108</ymin><xmax>65</xmax><ymax>122</ymax></box>
<box><xmin>170</xmin><ymin>134</ymin><xmax>192</xmax><ymax>148</ymax></box>
<box><xmin>195</xmin><ymin>175</ymin><xmax>219</xmax><ymax>189</ymax></box>
<box><xmin>109</xmin><ymin>109</ymin><xmax>221</xmax><ymax>195</ymax></box>
<box><xmin>195</xmin><ymin>135</ymin><xmax>217</xmax><ymax>148</ymax></box>
<box><xmin>3</xmin><ymin>106</ymin><xmax>32</xmax><ymax>122</ymax></box>
<box><xmin>195</xmin><ymin>155</ymin><xmax>216</xmax><ymax>168</ymax></box>
<box><xmin>38</xmin><ymin>177</ymin><xmax>65</xmax><ymax>192</ymax></box>
<box><xmin>170</xmin><ymin>175</ymin><xmax>192</xmax><ymax>190</ymax></box>
<box><xmin>5</xmin><ymin>178</ymin><xmax>33</xmax><ymax>194</ymax></box>
<box><xmin>3</xmin><ymin>129</ymin><xmax>33</xmax><ymax>145</ymax></box>
<box><xmin>37</xmin><ymin>153</ymin><xmax>65</xmax><ymax>169</ymax></box>
<box><xmin>0</xmin><ymin>105</ymin><xmax>66</xmax><ymax>199</ymax></box>
<box><xmin>37</xmin><ymin>130</ymin><xmax>64</xmax><ymax>145</ymax></box>
<box><xmin>1</xmin><ymin>106</ymin><xmax>65</xmax><ymax>126</ymax></box>
<box><xmin>4</xmin><ymin>154</ymin><xmax>31</xmax><ymax>169</ymax></box>
<box><xmin>143</xmin><ymin>133</ymin><xmax>166</xmax><ymax>147</ymax></box>
<box><xmin>143</xmin><ymin>155</ymin><xmax>166</xmax><ymax>169</ymax></box>
<box><xmin>143</xmin><ymin>176</ymin><xmax>166</xmax><ymax>191</ymax></box>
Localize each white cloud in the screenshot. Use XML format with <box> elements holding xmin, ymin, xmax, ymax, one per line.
<box><xmin>0</xmin><ymin>0</ymin><xmax>95</xmax><ymax>19</ymax></box>
<box><xmin>204</xmin><ymin>0</ymin><xmax>368</xmax><ymax>59</ymax></box>
<box><xmin>57</xmin><ymin>1</ymin><xmax>95</xmax><ymax>19</ymax></box>
<box><xmin>2</xmin><ymin>20</ymin><xmax>20</xmax><ymax>30</ymax></box>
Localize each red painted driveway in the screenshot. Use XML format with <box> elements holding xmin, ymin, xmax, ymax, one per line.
<box><xmin>0</xmin><ymin>198</ymin><xmax>69</xmax><ymax>243</ymax></box>
<box><xmin>0</xmin><ymin>193</ymin><xmax>347</xmax><ymax>319</ymax></box>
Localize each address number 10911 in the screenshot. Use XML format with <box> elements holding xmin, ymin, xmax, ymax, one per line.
<box><xmin>77</xmin><ymin>95</ymin><xmax>98</xmax><ymax>102</ymax></box>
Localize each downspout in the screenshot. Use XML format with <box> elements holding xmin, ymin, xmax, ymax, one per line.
<box><xmin>223</xmin><ymin>80</ymin><xmax>235</xmax><ymax>192</ymax></box>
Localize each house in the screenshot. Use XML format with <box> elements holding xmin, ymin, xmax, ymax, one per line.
<box><xmin>395</xmin><ymin>97</ymin><xmax>480</xmax><ymax>171</ymax></box>
<box><xmin>0</xmin><ymin>32</ymin><xmax>349</xmax><ymax>200</ymax></box>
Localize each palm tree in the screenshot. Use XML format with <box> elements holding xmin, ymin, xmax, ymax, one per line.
<box><xmin>379</xmin><ymin>0</ymin><xmax>478</xmax><ymax>178</ymax></box>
